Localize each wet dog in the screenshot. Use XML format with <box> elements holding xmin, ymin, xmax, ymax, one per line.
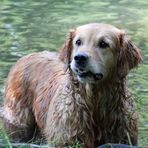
<box><xmin>3</xmin><ymin>23</ymin><xmax>142</xmax><ymax>147</ymax></box>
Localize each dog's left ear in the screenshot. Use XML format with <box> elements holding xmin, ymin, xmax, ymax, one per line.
<box><xmin>117</xmin><ymin>32</ymin><xmax>142</xmax><ymax>78</ymax></box>
<box><xmin>59</xmin><ymin>29</ymin><xmax>75</xmax><ymax>65</ymax></box>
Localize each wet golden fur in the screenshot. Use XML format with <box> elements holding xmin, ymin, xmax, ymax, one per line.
<box><xmin>3</xmin><ymin>23</ymin><xmax>142</xmax><ymax>147</ymax></box>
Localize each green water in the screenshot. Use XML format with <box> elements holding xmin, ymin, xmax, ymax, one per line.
<box><xmin>0</xmin><ymin>0</ymin><xmax>148</xmax><ymax>146</ymax></box>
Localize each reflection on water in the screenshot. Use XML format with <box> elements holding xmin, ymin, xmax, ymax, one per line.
<box><xmin>0</xmin><ymin>0</ymin><xmax>148</xmax><ymax>146</ymax></box>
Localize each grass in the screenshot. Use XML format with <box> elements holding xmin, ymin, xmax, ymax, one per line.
<box><xmin>0</xmin><ymin>123</ymin><xmax>83</xmax><ymax>148</ymax></box>
<box><xmin>0</xmin><ymin>125</ymin><xmax>139</xmax><ymax>148</ymax></box>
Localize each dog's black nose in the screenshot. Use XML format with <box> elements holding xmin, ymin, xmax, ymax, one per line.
<box><xmin>74</xmin><ymin>53</ymin><xmax>88</xmax><ymax>65</ymax></box>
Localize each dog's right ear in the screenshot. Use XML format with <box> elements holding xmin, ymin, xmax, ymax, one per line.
<box><xmin>59</xmin><ymin>29</ymin><xmax>75</xmax><ymax>65</ymax></box>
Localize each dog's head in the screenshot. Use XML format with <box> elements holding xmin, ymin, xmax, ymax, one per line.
<box><xmin>60</xmin><ymin>23</ymin><xmax>142</xmax><ymax>83</ymax></box>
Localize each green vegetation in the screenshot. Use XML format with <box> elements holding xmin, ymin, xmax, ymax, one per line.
<box><xmin>0</xmin><ymin>0</ymin><xmax>147</xmax><ymax>147</ymax></box>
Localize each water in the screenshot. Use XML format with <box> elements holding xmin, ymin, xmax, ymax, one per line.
<box><xmin>0</xmin><ymin>0</ymin><xmax>148</xmax><ymax>146</ymax></box>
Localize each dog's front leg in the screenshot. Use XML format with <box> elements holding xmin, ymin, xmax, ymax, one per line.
<box><xmin>44</xmin><ymin>94</ymin><xmax>95</xmax><ymax>147</ymax></box>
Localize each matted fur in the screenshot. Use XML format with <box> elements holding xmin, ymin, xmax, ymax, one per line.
<box><xmin>3</xmin><ymin>23</ymin><xmax>142</xmax><ymax>147</ymax></box>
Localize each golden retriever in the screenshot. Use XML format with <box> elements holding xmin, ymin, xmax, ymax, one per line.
<box><xmin>3</xmin><ymin>23</ymin><xmax>142</xmax><ymax>147</ymax></box>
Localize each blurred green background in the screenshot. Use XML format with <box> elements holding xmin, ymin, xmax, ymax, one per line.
<box><xmin>0</xmin><ymin>0</ymin><xmax>148</xmax><ymax>146</ymax></box>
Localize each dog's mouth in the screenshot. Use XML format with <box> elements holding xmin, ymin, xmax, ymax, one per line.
<box><xmin>75</xmin><ymin>69</ymin><xmax>103</xmax><ymax>81</ymax></box>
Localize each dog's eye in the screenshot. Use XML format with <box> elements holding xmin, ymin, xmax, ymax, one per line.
<box><xmin>75</xmin><ymin>39</ymin><xmax>82</xmax><ymax>46</ymax></box>
<box><xmin>98</xmin><ymin>40</ymin><xmax>109</xmax><ymax>48</ymax></box>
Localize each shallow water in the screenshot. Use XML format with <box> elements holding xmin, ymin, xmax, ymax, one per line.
<box><xmin>0</xmin><ymin>0</ymin><xmax>148</xmax><ymax>146</ymax></box>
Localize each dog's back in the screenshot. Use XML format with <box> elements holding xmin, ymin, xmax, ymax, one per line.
<box><xmin>3</xmin><ymin>50</ymin><xmax>96</xmax><ymax>147</ymax></box>
<box><xmin>3</xmin><ymin>51</ymin><xmax>66</xmax><ymax>141</ymax></box>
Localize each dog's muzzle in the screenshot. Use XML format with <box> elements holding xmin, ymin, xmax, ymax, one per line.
<box><xmin>72</xmin><ymin>52</ymin><xmax>104</xmax><ymax>81</ymax></box>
